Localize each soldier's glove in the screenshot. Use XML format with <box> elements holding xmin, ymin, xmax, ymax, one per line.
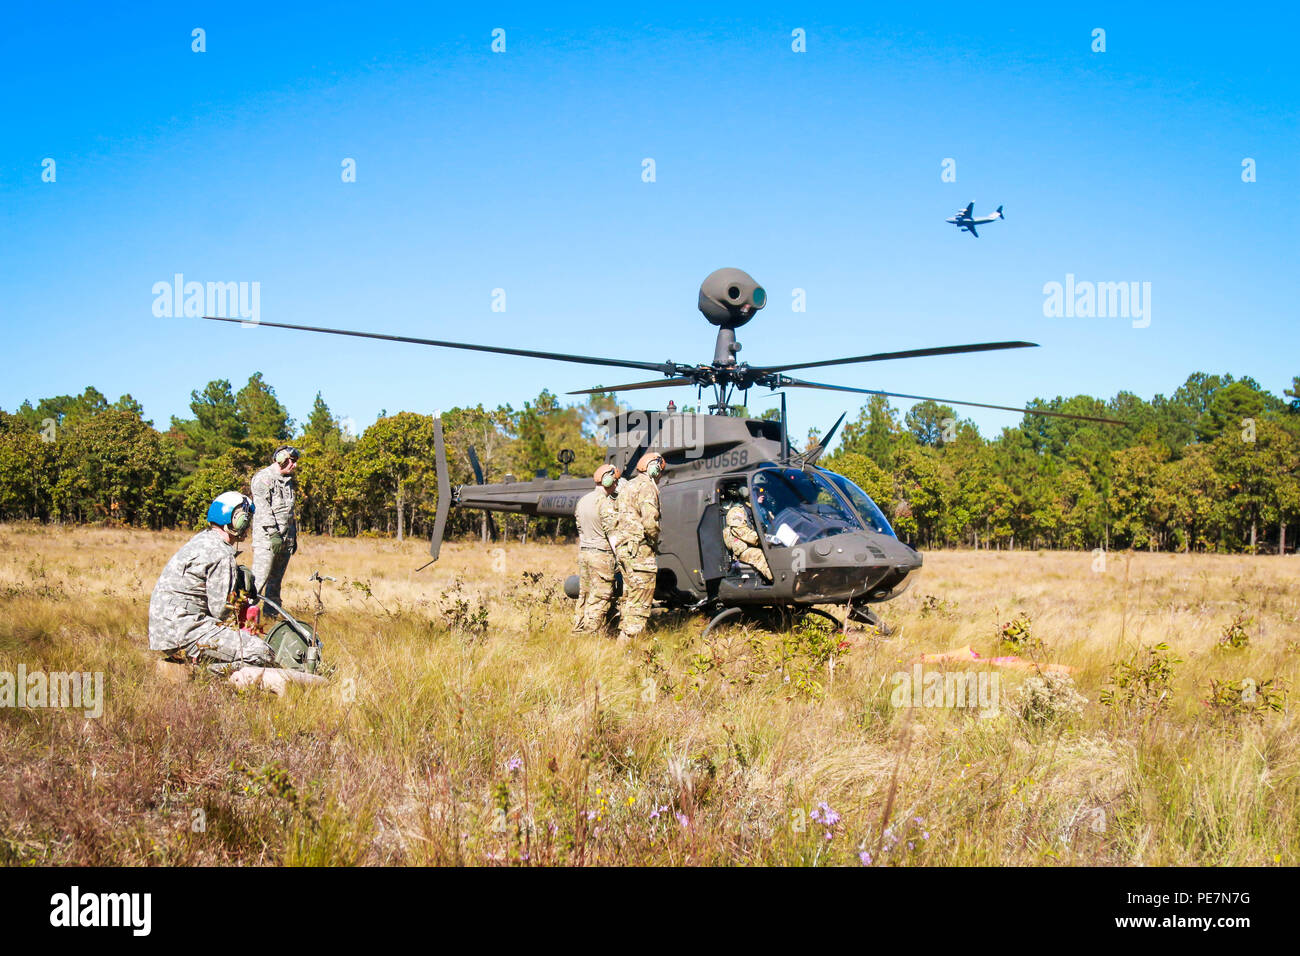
<box><xmin>269</xmin><ymin>531</ymin><xmax>286</xmax><ymax>557</ymax></box>
<box><xmin>235</xmin><ymin>565</ymin><xmax>258</xmax><ymax>601</ymax></box>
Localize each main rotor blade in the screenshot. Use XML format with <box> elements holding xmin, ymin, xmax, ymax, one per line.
<box><xmin>780</xmin><ymin>378</ymin><xmax>1127</xmax><ymax>425</ymax></box>
<box><xmin>567</xmin><ymin>377</ymin><xmax>696</xmax><ymax>395</ymax></box>
<box><xmin>200</xmin><ymin>315</ymin><xmax>676</xmax><ymax>375</ymax></box>
<box><xmin>751</xmin><ymin>341</ymin><xmax>1038</xmax><ymax>375</ymax></box>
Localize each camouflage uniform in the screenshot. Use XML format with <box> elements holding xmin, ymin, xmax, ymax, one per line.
<box><xmin>573</xmin><ymin>488</ymin><xmax>619</xmax><ymax>632</ymax></box>
<box><xmin>614</xmin><ymin>473</ymin><xmax>660</xmax><ymax>640</ymax></box>
<box><xmin>250</xmin><ymin>462</ymin><xmax>297</xmax><ymax>616</ymax></box>
<box><xmin>148</xmin><ymin>528</ymin><xmax>274</xmax><ymax>665</ymax></box>
<box><xmin>723</xmin><ymin>503</ymin><xmax>772</xmax><ymax>581</ymax></box>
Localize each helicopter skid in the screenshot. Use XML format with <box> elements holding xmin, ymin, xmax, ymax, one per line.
<box><xmin>700</xmin><ymin>603</ymin><xmax>845</xmax><ymax>638</ymax></box>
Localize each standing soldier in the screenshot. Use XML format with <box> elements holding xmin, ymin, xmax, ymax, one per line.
<box><xmin>613</xmin><ymin>452</ymin><xmax>665</xmax><ymax>643</ymax></box>
<box><xmin>251</xmin><ymin>445</ymin><xmax>300</xmax><ymax>619</ymax></box>
<box><xmin>148</xmin><ymin>492</ymin><xmax>275</xmax><ymax>667</ymax></box>
<box><xmin>572</xmin><ymin>464</ymin><xmax>620</xmax><ymax>633</ymax></box>
<box><xmin>723</xmin><ymin>486</ymin><xmax>772</xmax><ymax>581</ymax></box>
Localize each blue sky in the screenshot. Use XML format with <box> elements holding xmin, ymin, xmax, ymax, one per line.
<box><xmin>3</xmin><ymin>3</ymin><xmax>1296</xmax><ymax>445</ymax></box>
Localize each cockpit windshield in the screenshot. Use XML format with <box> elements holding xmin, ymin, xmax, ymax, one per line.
<box><xmin>750</xmin><ymin>468</ymin><xmax>862</xmax><ymax>545</ymax></box>
<box><xmin>822</xmin><ymin>470</ymin><xmax>896</xmax><ymax>537</ymax></box>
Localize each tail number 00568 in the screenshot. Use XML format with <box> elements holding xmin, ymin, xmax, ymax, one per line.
<box><xmin>691</xmin><ymin>449</ymin><xmax>749</xmax><ymax>472</ymax></box>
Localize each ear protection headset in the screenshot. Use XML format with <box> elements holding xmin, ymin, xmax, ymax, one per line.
<box><xmin>638</xmin><ymin>453</ymin><xmax>666</xmax><ymax>477</ymax></box>
<box><xmin>230</xmin><ymin>500</ymin><xmax>253</xmax><ymax>533</ymax></box>
<box><xmin>274</xmin><ymin>446</ymin><xmax>300</xmax><ymax>467</ymax></box>
<box><xmin>207</xmin><ymin>491</ymin><xmax>255</xmax><ymax>532</ymax></box>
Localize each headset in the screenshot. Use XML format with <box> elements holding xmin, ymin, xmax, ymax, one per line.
<box><xmin>207</xmin><ymin>492</ymin><xmax>255</xmax><ymax>533</ymax></box>
<box><xmin>230</xmin><ymin>500</ymin><xmax>253</xmax><ymax>533</ymax></box>
<box><xmin>274</xmin><ymin>446</ymin><xmax>301</xmax><ymax>467</ymax></box>
<box><xmin>639</xmin><ymin>453</ymin><xmax>666</xmax><ymax>478</ymax></box>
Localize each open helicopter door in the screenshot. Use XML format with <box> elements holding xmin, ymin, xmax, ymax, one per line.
<box><xmin>696</xmin><ymin>494</ymin><xmax>730</xmax><ymax>584</ymax></box>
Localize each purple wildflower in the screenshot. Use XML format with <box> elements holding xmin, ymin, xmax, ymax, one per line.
<box><xmin>810</xmin><ymin>802</ymin><xmax>841</xmax><ymax>827</ymax></box>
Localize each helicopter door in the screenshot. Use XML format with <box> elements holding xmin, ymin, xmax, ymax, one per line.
<box><xmin>696</xmin><ymin>503</ymin><xmax>730</xmax><ymax>582</ymax></box>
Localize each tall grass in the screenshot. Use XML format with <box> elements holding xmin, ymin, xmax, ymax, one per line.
<box><xmin>0</xmin><ymin>524</ymin><xmax>1295</xmax><ymax>866</ymax></box>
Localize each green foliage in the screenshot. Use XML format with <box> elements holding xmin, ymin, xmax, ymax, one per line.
<box><xmin>996</xmin><ymin>613</ymin><xmax>1042</xmax><ymax>655</ymax></box>
<box><xmin>179</xmin><ymin>446</ymin><xmax>262</xmax><ymax>529</ymax></box>
<box><xmin>170</xmin><ymin>379</ymin><xmax>247</xmax><ymax>467</ymax></box>
<box><xmin>50</xmin><ymin>408</ymin><xmax>180</xmax><ymax>526</ymax></box>
<box><xmin>437</xmin><ymin>577</ymin><xmax>490</xmax><ymax>636</ymax></box>
<box><xmin>838</xmin><ymin>394</ymin><xmax>902</xmax><ymax>469</ymax></box>
<box><xmin>341</xmin><ymin>411</ymin><xmax>438</xmax><ymax>541</ymax></box>
<box><xmin>1216</xmin><ymin>613</ymin><xmax>1252</xmax><ymax>650</ymax></box>
<box><xmin>775</xmin><ymin>615</ymin><xmax>844</xmax><ymax>701</ymax></box>
<box><xmin>1204</xmin><ymin>677</ymin><xmax>1288</xmax><ymax>721</ymax></box>
<box><xmin>1100</xmin><ymin>642</ymin><xmax>1183</xmax><ymax>713</ymax></box>
<box><xmin>1</xmin><ymin>368</ymin><xmax>1298</xmax><ymax>552</ymax></box>
<box><xmin>235</xmin><ymin>372</ymin><xmax>292</xmax><ymax>443</ymax></box>
<box><xmin>918</xmin><ymin>594</ymin><xmax>958</xmax><ymax>618</ymax></box>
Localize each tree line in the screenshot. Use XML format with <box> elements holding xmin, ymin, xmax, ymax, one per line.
<box><xmin>2</xmin><ymin>370</ymin><xmax>1298</xmax><ymax>553</ymax></box>
<box><xmin>822</xmin><ymin>372</ymin><xmax>1300</xmax><ymax>553</ymax></box>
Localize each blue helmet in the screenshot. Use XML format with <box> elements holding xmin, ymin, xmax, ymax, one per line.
<box><xmin>207</xmin><ymin>491</ymin><xmax>254</xmax><ymax>532</ymax></box>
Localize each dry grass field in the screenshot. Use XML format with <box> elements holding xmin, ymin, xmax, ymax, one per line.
<box><xmin>1</xmin><ymin>523</ymin><xmax>1297</xmax><ymax>866</ymax></box>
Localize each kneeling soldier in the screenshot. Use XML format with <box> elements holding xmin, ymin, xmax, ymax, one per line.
<box><xmin>148</xmin><ymin>492</ymin><xmax>275</xmax><ymax>667</ymax></box>
<box><xmin>573</xmin><ymin>464</ymin><xmax>620</xmax><ymax>633</ymax></box>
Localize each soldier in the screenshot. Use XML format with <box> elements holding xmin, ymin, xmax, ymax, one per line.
<box><xmin>723</xmin><ymin>486</ymin><xmax>772</xmax><ymax>581</ymax></box>
<box><xmin>572</xmin><ymin>464</ymin><xmax>620</xmax><ymax>633</ymax></box>
<box><xmin>148</xmin><ymin>492</ymin><xmax>275</xmax><ymax>667</ymax></box>
<box><xmin>613</xmin><ymin>452</ymin><xmax>665</xmax><ymax>643</ymax></box>
<box><xmin>251</xmin><ymin>445</ymin><xmax>299</xmax><ymax>620</ymax></box>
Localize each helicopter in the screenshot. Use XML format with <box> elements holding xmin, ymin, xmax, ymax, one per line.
<box><xmin>202</xmin><ymin>268</ymin><xmax>1122</xmax><ymax>636</ymax></box>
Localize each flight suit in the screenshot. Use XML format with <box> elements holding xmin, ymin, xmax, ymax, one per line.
<box><xmin>573</xmin><ymin>487</ymin><xmax>619</xmax><ymax>632</ymax></box>
<box><xmin>614</xmin><ymin>473</ymin><xmax>660</xmax><ymax>641</ymax></box>
<box><xmin>250</xmin><ymin>462</ymin><xmax>297</xmax><ymax>616</ymax></box>
<box><xmin>723</xmin><ymin>502</ymin><xmax>772</xmax><ymax>581</ymax></box>
<box><xmin>148</xmin><ymin>528</ymin><xmax>274</xmax><ymax>665</ymax></box>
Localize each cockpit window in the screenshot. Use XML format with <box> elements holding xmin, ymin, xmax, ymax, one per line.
<box><xmin>822</xmin><ymin>470</ymin><xmax>896</xmax><ymax>537</ymax></box>
<box><xmin>750</xmin><ymin>468</ymin><xmax>862</xmax><ymax>545</ymax></box>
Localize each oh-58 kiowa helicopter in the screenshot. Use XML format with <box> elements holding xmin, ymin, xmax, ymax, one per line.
<box><xmin>203</xmin><ymin>268</ymin><xmax>1121</xmax><ymax>635</ymax></box>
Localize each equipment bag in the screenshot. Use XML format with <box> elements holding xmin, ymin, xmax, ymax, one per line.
<box><xmin>265</xmin><ymin>620</ymin><xmax>322</xmax><ymax>674</ymax></box>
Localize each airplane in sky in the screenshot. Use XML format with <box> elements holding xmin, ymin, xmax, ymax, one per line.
<box><xmin>946</xmin><ymin>202</ymin><xmax>1004</xmax><ymax>238</ymax></box>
